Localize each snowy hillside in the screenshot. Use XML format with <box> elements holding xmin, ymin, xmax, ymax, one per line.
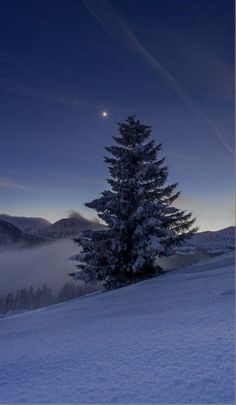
<box><xmin>177</xmin><ymin>226</ymin><xmax>235</xmax><ymax>255</ymax></box>
<box><xmin>0</xmin><ymin>252</ymin><xmax>234</xmax><ymax>403</ymax></box>
<box><xmin>0</xmin><ymin>214</ymin><xmax>51</xmax><ymax>234</ymax></box>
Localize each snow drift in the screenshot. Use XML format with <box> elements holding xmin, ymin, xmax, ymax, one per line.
<box><xmin>0</xmin><ymin>252</ymin><xmax>234</xmax><ymax>403</ymax></box>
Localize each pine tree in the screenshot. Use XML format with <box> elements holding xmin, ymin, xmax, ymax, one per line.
<box><xmin>57</xmin><ymin>282</ymin><xmax>77</xmax><ymax>302</ymax></box>
<box><xmin>71</xmin><ymin>116</ymin><xmax>197</xmax><ymax>289</ymax></box>
<box><xmin>40</xmin><ymin>284</ymin><xmax>54</xmax><ymax>307</ymax></box>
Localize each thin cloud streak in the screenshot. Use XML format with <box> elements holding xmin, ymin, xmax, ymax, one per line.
<box><xmin>0</xmin><ymin>77</ymin><xmax>101</xmax><ymax>111</ymax></box>
<box><xmin>82</xmin><ymin>0</ymin><xmax>234</xmax><ymax>155</ymax></box>
<box><xmin>0</xmin><ymin>176</ymin><xmax>25</xmax><ymax>190</ymax></box>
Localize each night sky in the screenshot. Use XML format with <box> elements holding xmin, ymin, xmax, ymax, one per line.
<box><xmin>0</xmin><ymin>0</ymin><xmax>234</xmax><ymax>231</ymax></box>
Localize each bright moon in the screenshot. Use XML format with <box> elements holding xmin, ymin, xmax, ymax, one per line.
<box><xmin>101</xmin><ymin>111</ymin><xmax>108</xmax><ymax>117</ymax></box>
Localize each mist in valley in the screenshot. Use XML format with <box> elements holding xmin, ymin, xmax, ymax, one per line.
<box><xmin>0</xmin><ymin>236</ymin><xmax>210</xmax><ymax>296</ymax></box>
<box><xmin>0</xmin><ymin>239</ymin><xmax>78</xmax><ymax>295</ymax></box>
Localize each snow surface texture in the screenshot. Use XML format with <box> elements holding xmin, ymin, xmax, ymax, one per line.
<box><xmin>0</xmin><ymin>253</ymin><xmax>234</xmax><ymax>403</ymax></box>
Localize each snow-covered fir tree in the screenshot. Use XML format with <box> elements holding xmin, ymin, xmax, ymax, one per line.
<box><xmin>70</xmin><ymin>116</ymin><xmax>198</xmax><ymax>289</ymax></box>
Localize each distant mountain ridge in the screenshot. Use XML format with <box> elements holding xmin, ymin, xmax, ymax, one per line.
<box><xmin>177</xmin><ymin>226</ymin><xmax>235</xmax><ymax>255</ymax></box>
<box><xmin>0</xmin><ymin>213</ymin><xmax>105</xmax><ymax>244</ymax></box>
<box><xmin>0</xmin><ymin>214</ymin><xmax>51</xmax><ymax>234</ymax></box>
<box><xmin>0</xmin><ymin>212</ymin><xmax>234</xmax><ymax>253</ymax></box>
<box><xmin>0</xmin><ymin>220</ymin><xmax>43</xmax><ymax>247</ymax></box>
<box><xmin>37</xmin><ymin>215</ymin><xmax>105</xmax><ymax>240</ymax></box>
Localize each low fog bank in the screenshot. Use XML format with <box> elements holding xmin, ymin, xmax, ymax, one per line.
<box><xmin>0</xmin><ymin>239</ymin><xmax>77</xmax><ymax>294</ymax></box>
<box><xmin>0</xmin><ymin>239</ymin><xmax>212</xmax><ymax>295</ymax></box>
<box><xmin>159</xmin><ymin>250</ymin><xmax>212</xmax><ymax>271</ymax></box>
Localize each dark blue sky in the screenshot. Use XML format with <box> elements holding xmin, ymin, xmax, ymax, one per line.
<box><xmin>0</xmin><ymin>0</ymin><xmax>234</xmax><ymax>230</ymax></box>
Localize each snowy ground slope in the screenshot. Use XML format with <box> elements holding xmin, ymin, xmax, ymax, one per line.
<box><xmin>0</xmin><ymin>253</ymin><xmax>234</xmax><ymax>404</ymax></box>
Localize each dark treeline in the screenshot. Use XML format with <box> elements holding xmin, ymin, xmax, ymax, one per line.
<box><xmin>0</xmin><ymin>282</ymin><xmax>97</xmax><ymax>314</ymax></box>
